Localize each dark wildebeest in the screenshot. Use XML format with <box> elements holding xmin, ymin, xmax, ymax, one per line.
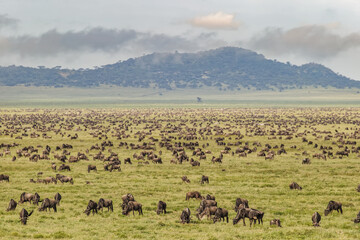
<box><xmin>122</xmin><ymin>201</ymin><xmax>143</xmax><ymax>216</ymax></box>
<box><xmin>7</xmin><ymin>199</ymin><xmax>17</xmax><ymax>211</ymax></box>
<box><xmin>197</xmin><ymin>206</ymin><xmax>218</xmax><ymax>220</ymax></box>
<box><xmin>186</xmin><ymin>191</ymin><xmax>203</xmax><ymax>200</ymax></box>
<box><xmin>0</xmin><ymin>174</ymin><xmax>9</xmax><ymax>182</ymax></box>
<box><xmin>20</xmin><ymin>208</ymin><xmax>33</xmax><ymax>225</ymax></box>
<box><xmin>201</xmin><ymin>175</ymin><xmax>209</xmax><ymax>184</ymax></box>
<box><xmin>88</xmin><ymin>165</ymin><xmax>97</xmax><ymax>173</ymax></box>
<box><xmin>233</xmin><ymin>207</ymin><xmax>264</xmax><ymax>227</ymax></box>
<box><xmin>84</xmin><ymin>200</ymin><xmax>98</xmax><ymax>216</ymax></box>
<box><xmin>206</xmin><ymin>194</ymin><xmax>215</xmax><ymax>201</ymax></box>
<box><xmin>124</xmin><ymin>158</ymin><xmax>132</xmax><ymax>164</ymax></box>
<box><xmin>54</xmin><ymin>193</ymin><xmax>62</xmax><ymax>205</ymax></box>
<box><xmin>181</xmin><ymin>176</ymin><xmax>190</xmax><ymax>183</ymax></box>
<box><xmin>302</xmin><ymin>158</ymin><xmax>311</xmax><ymax>164</ymax></box>
<box><xmin>353</xmin><ymin>211</ymin><xmax>360</xmax><ymax>223</ymax></box>
<box><xmin>38</xmin><ymin>198</ymin><xmax>57</xmax><ymax>212</ymax></box>
<box><xmin>270</xmin><ymin>219</ymin><xmax>282</xmax><ymax>227</ymax></box>
<box><xmin>324</xmin><ymin>201</ymin><xmax>343</xmax><ymax>216</ymax></box>
<box><xmin>58</xmin><ymin>164</ymin><xmax>71</xmax><ymax>171</ymax></box>
<box><xmin>289</xmin><ymin>182</ymin><xmax>302</xmax><ymax>190</ymax></box>
<box><xmin>156</xmin><ymin>200</ymin><xmax>167</xmax><ymax>215</ymax></box>
<box><xmin>180</xmin><ymin>208</ymin><xmax>191</xmax><ymax>224</ymax></box>
<box><xmin>98</xmin><ymin>198</ymin><xmax>113</xmax><ymax>212</ymax></box>
<box><xmin>234</xmin><ymin>198</ymin><xmax>249</xmax><ymax>212</ymax></box>
<box><xmin>213</xmin><ymin>207</ymin><xmax>229</xmax><ymax>223</ymax></box>
<box><xmin>312</xmin><ymin>212</ymin><xmax>321</xmax><ymax>226</ymax></box>
<box><xmin>357</xmin><ymin>184</ymin><xmax>360</xmax><ymax>192</ymax></box>
<box><xmin>19</xmin><ymin>192</ymin><xmax>41</xmax><ymax>205</ymax></box>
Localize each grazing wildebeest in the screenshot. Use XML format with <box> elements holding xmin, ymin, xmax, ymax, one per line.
<box><xmin>38</xmin><ymin>198</ymin><xmax>57</xmax><ymax>212</ymax></box>
<box><xmin>180</xmin><ymin>208</ymin><xmax>191</xmax><ymax>223</ymax></box>
<box><xmin>289</xmin><ymin>182</ymin><xmax>302</xmax><ymax>190</ymax></box>
<box><xmin>186</xmin><ymin>191</ymin><xmax>203</xmax><ymax>200</ymax></box>
<box><xmin>324</xmin><ymin>201</ymin><xmax>343</xmax><ymax>216</ymax></box>
<box><xmin>197</xmin><ymin>206</ymin><xmax>218</xmax><ymax>220</ymax></box>
<box><xmin>312</xmin><ymin>212</ymin><xmax>321</xmax><ymax>226</ymax></box>
<box><xmin>199</xmin><ymin>199</ymin><xmax>217</xmax><ymax>212</ymax></box>
<box><xmin>84</xmin><ymin>200</ymin><xmax>98</xmax><ymax>216</ymax></box>
<box><xmin>58</xmin><ymin>164</ymin><xmax>71</xmax><ymax>171</ymax></box>
<box><xmin>201</xmin><ymin>175</ymin><xmax>209</xmax><ymax>184</ymax></box>
<box><xmin>19</xmin><ymin>192</ymin><xmax>41</xmax><ymax>205</ymax></box>
<box><xmin>44</xmin><ymin>177</ymin><xmax>57</xmax><ymax>184</ymax></box>
<box><xmin>213</xmin><ymin>207</ymin><xmax>229</xmax><ymax>223</ymax></box>
<box><xmin>353</xmin><ymin>211</ymin><xmax>360</xmax><ymax>223</ymax></box>
<box><xmin>57</xmin><ymin>175</ymin><xmax>74</xmax><ymax>184</ymax></box>
<box><xmin>97</xmin><ymin>198</ymin><xmax>113</xmax><ymax>212</ymax></box>
<box><xmin>156</xmin><ymin>200</ymin><xmax>167</xmax><ymax>215</ymax></box>
<box><xmin>206</xmin><ymin>194</ymin><xmax>215</xmax><ymax>201</ymax></box>
<box><xmin>20</xmin><ymin>208</ymin><xmax>33</xmax><ymax>225</ymax></box>
<box><xmin>0</xmin><ymin>174</ymin><xmax>9</xmax><ymax>182</ymax></box>
<box><xmin>6</xmin><ymin>199</ymin><xmax>17</xmax><ymax>211</ymax></box>
<box><xmin>181</xmin><ymin>176</ymin><xmax>190</xmax><ymax>183</ymax></box>
<box><xmin>302</xmin><ymin>158</ymin><xmax>311</xmax><ymax>164</ymax></box>
<box><xmin>124</xmin><ymin>158</ymin><xmax>132</xmax><ymax>164</ymax></box>
<box><xmin>122</xmin><ymin>201</ymin><xmax>143</xmax><ymax>216</ymax></box>
<box><xmin>87</xmin><ymin>165</ymin><xmax>97</xmax><ymax>173</ymax></box>
<box><xmin>233</xmin><ymin>207</ymin><xmax>264</xmax><ymax>227</ymax></box>
<box><xmin>54</xmin><ymin>193</ymin><xmax>62</xmax><ymax>205</ymax></box>
<box><xmin>234</xmin><ymin>198</ymin><xmax>249</xmax><ymax>212</ymax></box>
<box><xmin>270</xmin><ymin>219</ymin><xmax>282</xmax><ymax>227</ymax></box>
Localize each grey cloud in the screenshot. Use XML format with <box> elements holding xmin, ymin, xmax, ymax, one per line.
<box><xmin>0</xmin><ymin>27</ymin><xmax>226</xmax><ymax>57</ymax></box>
<box><xmin>0</xmin><ymin>14</ymin><xmax>18</xmax><ymax>29</ymax></box>
<box><xmin>250</xmin><ymin>25</ymin><xmax>360</xmax><ymax>58</ymax></box>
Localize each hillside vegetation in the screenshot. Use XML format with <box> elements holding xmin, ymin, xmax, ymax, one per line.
<box><xmin>0</xmin><ymin>47</ymin><xmax>359</xmax><ymax>90</ymax></box>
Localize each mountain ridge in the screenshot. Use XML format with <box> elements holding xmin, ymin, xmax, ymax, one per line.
<box><xmin>0</xmin><ymin>47</ymin><xmax>358</xmax><ymax>90</ymax></box>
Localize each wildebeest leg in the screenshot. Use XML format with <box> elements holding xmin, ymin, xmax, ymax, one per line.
<box><xmin>226</xmin><ymin>216</ymin><xmax>229</xmax><ymax>223</ymax></box>
<box><xmin>340</xmin><ymin>207</ymin><xmax>343</xmax><ymax>214</ymax></box>
<box><xmin>250</xmin><ymin>219</ymin><xmax>253</xmax><ymax>227</ymax></box>
<box><xmin>243</xmin><ymin>217</ymin><xmax>246</xmax><ymax>226</ymax></box>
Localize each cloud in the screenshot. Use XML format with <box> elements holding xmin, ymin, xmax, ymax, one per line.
<box><xmin>0</xmin><ymin>14</ymin><xmax>18</xmax><ymax>29</ymax></box>
<box><xmin>0</xmin><ymin>27</ymin><xmax>227</xmax><ymax>59</ymax></box>
<box><xmin>250</xmin><ymin>24</ymin><xmax>360</xmax><ymax>58</ymax></box>
<box><xmin>190</xmin><ymin>12</ymin><xmax>240</xmax><ymax>30</ymax></box>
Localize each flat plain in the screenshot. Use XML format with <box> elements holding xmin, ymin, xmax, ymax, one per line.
<box><xmin>1</xmin><ymin>107</ymin><xmax>360</xmax><ymax>240</ymax></box>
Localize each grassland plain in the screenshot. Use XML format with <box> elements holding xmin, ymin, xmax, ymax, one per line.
<box><xmin>0</xmin><ymin>108</ymin><xmax>360</xmax><ymax>240</ymax></box>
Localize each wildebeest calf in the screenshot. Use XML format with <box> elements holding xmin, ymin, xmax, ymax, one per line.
<box><xmin>270</xmin><ymin>219</ymin><xmax>282</xmax><ymax>227</ymax></box>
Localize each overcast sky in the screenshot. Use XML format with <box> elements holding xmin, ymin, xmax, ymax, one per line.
<box><xmin>1</xmin><ymin>0</ymin><xmax>360</xmax><ymax>79</ymax></box>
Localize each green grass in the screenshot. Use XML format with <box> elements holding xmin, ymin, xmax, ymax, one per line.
<box><xmin>0</xmin><ymin>108</ymin><xmax>360</xmax><ymax>239</ymax></box>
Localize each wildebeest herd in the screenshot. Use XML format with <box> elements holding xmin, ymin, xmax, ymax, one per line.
<box><xmin>1</xmin><ymin>108</ymin><xmax>360</xmax><ymax>239</ymax></box>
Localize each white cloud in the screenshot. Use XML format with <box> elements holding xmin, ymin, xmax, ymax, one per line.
<box><xmin>190</xmin><ymin>12</ymin><xmax>240</xmax><ymax>30</ymax></box>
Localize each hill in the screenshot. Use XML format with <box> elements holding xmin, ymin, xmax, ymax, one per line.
<box><xmin>0</xmin><ymin>47</ymin><xmax>359</xmax><ymax>90</ymax></box>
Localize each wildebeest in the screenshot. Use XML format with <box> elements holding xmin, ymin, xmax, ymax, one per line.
<box><xmin>122</xmin><ymin>201</ymin><xmax>143</xmax><ymax>216</ymax></box>
<box><xmin>302</xmin><ymin>158</ymin><xmax>311</xmax><ymax>164</ymax></box>
<box><xmin>324</xmin><ymin>200</ymin><xmax>343</xmax><ymax>216</ymax></box>
<box><xmin>357</xmin><ymin>184</ymin><xmax>360</xmax><ymax>192</ymax></box>
<box><xmin>234</xmin><ymin>198</ymin><xmax>249</xmax><ymax>212</ymax></box>
<box><xmin>87</xmin><ymin>165</ymin><xmax>97</xmax><ymax>173</ymax></box>
<box><xmin>233</xmin><ymin>207</ymin><xmax>264</xmax><ymax>227</ymax></box>
<box><xmin>43</xmin><ymin>177</ymin><xmax>57</xmax><ymax>184</ymax></box>
<box><xmin>56</xmin><ymin>174</ymin><xmax>74</xmax><ymax>184</ymax></box>
<box><xmin>180</xmin><ymin>208</ymin><xmax>191</xmax><ymax>223</ymax></box>
<box><xmin>58</xmin><ymin>164</ymin><xmax>71</xmax><ymax>171</ymax></box>
<box><xmin>156</xmin><ymin>200</ymin><xmax>167</xmax><ymax>215</ymax></box>
<box><xmin>206</xmin><ymin>194</ymin><xmax>215</xmax><ymax>201</ymax></box>
<box><xmin>353</xmin><ymin>211</ymin><xmax>360</xmax><ymax>223</ymax></box>
<box><xmin>6</xmin><ymin>199</ymin><xmax>17</xmax><ymax>211</ymax></box>
<box><xmin>198</xmin><ymin>199</ymin><xmax>217</xmax><ymax>212</ymax></box>
<box><xmin>38</xmin><ymin>198</ymin><xmax>57</xmax><ymax>212</ymax></box>
<box><xmin>54</xmin><ymin>193</ymin><xmax>62</xmax><ymax>205</ymax></box>
<box><xmin>213</xmin><ymin>207</ymin><xmax>229</xmax><ymax>223</ymax></box>
<box><xmin>201</xmin><ymin>175</ymin><xmax>209</xmax><ymax>184</ymax></box>
<box><xmin>186</xmin><ymin>191</ymin><xmax>203</xmax><ymax>200</ymax></box>
<box><xmin>97</xmin><ymin>198</ymin><xmax>113</xmax><ymax>212</ymax></box>
<box><xmin>0</xmin><ymin>174</ymin><xmax>9</xmax><ymax>182</ymax></box>
<box><xmin>181</xmin><ymin>176</ymin><xmax>190</xmax><ymax>183</ymax></box>
<box><xmin>270</xmin><ymin>219</ymin><xmax>282</xmax><ymax>227</ymax></box>
<box><xmin>289</xmin><ymin>182</ymin><xmax>302</xmax><ymax>190</ymax></box>
<box><xmin>312</xmin><ymin>212</ymin><xmax>321</xmax><ymax>226</ymax></box>
<box><xmin>197</xmin><ymin>206</ymin><xmax>218</xmax><ymax>220</ymax></box>
<box><xmin>84</xmin><ymin>200</ymin><xmax>98</xmax><ymax>216</ymax></box>
<box><xmin>121</xmin><ymin>193</ymin><xmax>135</xmax><ymax>204</ymax></box>
<box><xmin>20</xmin><ymin>208</ymin><xmax>33</xmax><ymax>225</ymax></box>
<box><xmin>19</xmin><ymin>192</ymin><xmax>41</xmax><ymax>205</ymax></box>
<box><xmin>124</xmin><ymin>158</ymin><xmax>132</xmax><ymax>164</ymax></box>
